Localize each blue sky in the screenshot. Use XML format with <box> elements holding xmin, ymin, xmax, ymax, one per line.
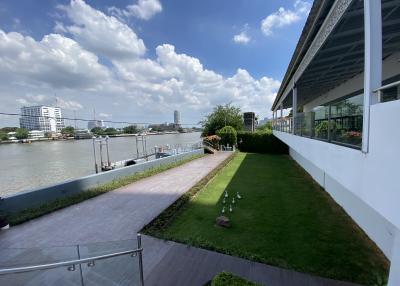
<box><xmin>0</xmin><ymin>0</ymin><xmax>311</xmax><ymax>127</ymax></box>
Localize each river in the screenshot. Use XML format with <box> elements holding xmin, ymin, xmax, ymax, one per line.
<box><xmin>0</xmin><ymin>132</ymin><xmax>201</xmax><ymax>197</ymax></box>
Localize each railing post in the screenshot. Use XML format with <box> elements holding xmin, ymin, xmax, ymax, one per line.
<box><xmin>362</xmin><ymin>0</ymin><xmax>382</xmax><ymax>153</ymax></box>
<box><xmin>292</xmin><ymin>85</ymin><xmax>297</xmax><ymax>135</ymax></box>
<box><xmin>137</xmin><ymin>233</ymin><xmax>144</xmax><ymax>286</ymax></box>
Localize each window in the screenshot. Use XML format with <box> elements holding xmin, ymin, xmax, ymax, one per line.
<box><xmin>330</xmin><ymin>94</ymin><xmax>363</xmax><ymax>148</ymax></box>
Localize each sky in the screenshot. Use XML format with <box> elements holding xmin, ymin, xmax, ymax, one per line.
<box><xmin>0</xmin><ymin>0</ymin><xmax>311</xmax><ymax>127</ymax></box>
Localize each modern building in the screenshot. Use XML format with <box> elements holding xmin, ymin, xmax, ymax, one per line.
<box><xmin>74</xmin><ymin>129</ymin><xmax>93</xmax><ymax>140</ymax></box>
<box><xmin>20</xmin><ymin>106</ymin><xmax>64</xmax><ymax>133</ymax></box>
<box><xmin>28</xmin><ymin>130</ymin><xmax>45</xmax><ymax>139</ymax></box>
<box><xmin>271</xmin><ymin>1</ymin><xmax>400</xmax><ymax>284</ymax></box>
<box><xmin>258</xmin><ymin>117</ymin><xmax>270</xmax><ymax>126</ymax></box>
<box><xmin>174</xmin><ymin>110</ymin><xmax>181</xmax><ymax>127</ymax></box>
<box><xmin>243</xmin><ymin>112</ymin><xmax>255</xmax><ymax>132</ymax></box>
<box><xmin>87</xmin><ymin>120</ymin><xmax>104</xmax><ymax>130</ymax></box>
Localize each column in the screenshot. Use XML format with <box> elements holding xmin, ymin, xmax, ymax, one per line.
<box><xmin>362</xmin><ymin>0</ymin><xmax>382</xmax><ymax>153</ymax></box>
<box><xmin>292</xmin><ymin>86</ymin><xmax>297</xmax><ymax>135</ymax></box>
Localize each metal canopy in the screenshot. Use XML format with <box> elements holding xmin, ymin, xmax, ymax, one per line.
<box><xmin>281</xmin><ymin>0</ymin><xmax>400</xmax><ymax>109</ymax></box>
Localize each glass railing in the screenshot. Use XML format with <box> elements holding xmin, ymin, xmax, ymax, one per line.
<box><xmin>0</xmin><ymin>234</ymin><xmax>144</xmax><ymax>286</ymax></box>
<box><xmin>273</xmin><ymin>93</ymin><xmax>364</xmax><ymax>149</ymax></box>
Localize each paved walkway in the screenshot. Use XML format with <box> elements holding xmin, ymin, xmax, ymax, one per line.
<box><xmin>142</xmin><ymin>235</ymin><xmax>361</xmax><ymax>286</ymax></box>
<box><xmin>0</xmin><ymin>152</ymin><xmax>361</xmax><ymax>286</ymax></box>
<box><xmin>0</xmin><ymin>152</ymin><xmax>231</xmax><ymax>249</ymax></box>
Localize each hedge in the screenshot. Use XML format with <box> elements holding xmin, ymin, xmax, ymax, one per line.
<box><xmin>237</xmin><ymin>131</ymin><xmax>288</xmax><ymax>154</ymax></box>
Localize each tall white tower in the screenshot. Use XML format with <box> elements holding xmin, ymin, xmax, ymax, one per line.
<box><xmin>174</xmin><ymin>110</ymin><xmax>181</xmax><ymax>126</ymax></box>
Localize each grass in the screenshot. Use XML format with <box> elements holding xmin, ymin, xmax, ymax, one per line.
<box><xmin>7</xmin><ymin>154</ymin><xmax>206</xmax><ymax>226</ymax></box>
<box><xmin>144</xmin><ymin>152</ymin><xmax>389</xmax><ymax>286</ymax></box>
<box><xmin>207</xmin><ymin>272</ymin><xmax>261</xmax><ymax>286</ymax></box>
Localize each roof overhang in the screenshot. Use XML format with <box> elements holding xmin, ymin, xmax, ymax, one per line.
<box><xmin>272</xmin><ymin>0</ymin><xmax>400</xmax><ymax>110</ymax></box>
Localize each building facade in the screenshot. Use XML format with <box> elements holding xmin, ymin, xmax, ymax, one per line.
<box><xmin>271</xmin><ymin>1</ymin><xmax>400</xmax><ymax>284</ymax></box>
<box><xmin>174</xmin><ymin>110</ymin><xmax>181</xmax><ymax>127</ymax></box>
<box><xmin>243</xmin><ymin>112</ymin><xmax>256</xmax><ymax>132</ymax></box>
<box><xmin>87</xmin><ymin>120</ymin><xmax>104</xmax><ymax>130</ymax></box>
<box><xmin>20</xmin><ymin>106</ymin><xmax>64</xmax><ymax>133</ymax></box>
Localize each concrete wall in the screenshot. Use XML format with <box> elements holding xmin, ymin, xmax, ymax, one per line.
<box><xmin>0</xmin><ymin>149</ymin><xmax>204</xmax><ymax>213</ymax></box>
<box><xmin>274</xmin><ymin>99</ymin><xmax>400</xmax><ymax>259</ymax></box>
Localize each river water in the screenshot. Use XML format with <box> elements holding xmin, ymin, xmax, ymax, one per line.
<box><xmin>0</xmin><ymin>132</ymin><xmax>201</xmax><ymax>197</ymax></box>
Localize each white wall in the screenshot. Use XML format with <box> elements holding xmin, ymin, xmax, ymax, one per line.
<box><xmin>303</xmin><ymin>52</ymin><xmax>400</xmax><ymax>111</ymax></box>
<box><xmin>274</xmin><ymin>99</ymin><xmax>400</xmax><ymax>259</ymax></box>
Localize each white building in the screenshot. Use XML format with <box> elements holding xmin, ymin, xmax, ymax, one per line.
<box><xmin>20</xmin><ymin>106</ymin><xmax>64</xmax><ymax>133</ymax></box>
<box><xmin>87</xmin><ymin>120</ymin><xmax>104</xmax><ymax>130</ymax></box>
<box><xmin>174</xmin><ymin>110</ymin><xmax>181</xmax><ymax>126</ymax></box>
<box><xmin>28</xmin><ymin>130</ymin><xmax>45</xmax><ymax>139</ymax></box>
<box><xmin>271</xmin><ymin>1</ymin><xmax>400</xmax><ymax>284</ymax></box>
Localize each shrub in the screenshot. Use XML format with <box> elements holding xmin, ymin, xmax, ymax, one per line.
<box><xmin>216</xmin><ymin>126</ymin><xmax>237</xmax><ymax>147</ymax></box>
<box><xmin>237</xmin><ymin>131</ymin><xmax>288</xmax><ymax>154</ymax></box>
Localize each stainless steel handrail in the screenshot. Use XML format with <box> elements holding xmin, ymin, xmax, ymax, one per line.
<box><xmin>0</xmin><ymin>248</ymin><xmax>142</xmax><ymax>275</ymax></box>
<box><xmin>0</xmin><ymin>233</ymin><xmax>145</xmax><ymax>286</ymax></box>
<box><xmin>374</xmin><ymin>80</ymin><xmax>400</xmax><ymax>92</ymax></box>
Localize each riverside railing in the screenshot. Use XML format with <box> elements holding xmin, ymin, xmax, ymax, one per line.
<box><xmin>0</xmin><ymin>234</ymin><xmax>144</xmax><ymax>286</ymax></box>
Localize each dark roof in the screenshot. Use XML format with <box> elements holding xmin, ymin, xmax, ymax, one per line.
<box><xmin>271</xmin><ymin>0</ymin><xmax>335</xmax><ymax>110</ymax></box>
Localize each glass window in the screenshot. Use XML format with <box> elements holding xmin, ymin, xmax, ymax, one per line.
<box><xmin>330</xmin><ymin>94</ymin><xmax>363</xmax><ymax>148</ymax></box>
<box><xmin>312</xmin><ymin>105</ymin><xmax>329</xmax><ymax>140</ymax></box>
<box><xmin>381</xmin><ymin>86</ymin><xmax>399</xmax><ymax>102</ymax></box>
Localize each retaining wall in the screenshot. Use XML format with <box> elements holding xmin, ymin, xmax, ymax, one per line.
<box><xmin>0</xmin><ymin>149</ymin><xmax>204</xmax><ymax>213</ymax></box>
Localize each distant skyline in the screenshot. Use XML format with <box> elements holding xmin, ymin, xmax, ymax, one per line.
<box><xmin>0</xmin><ymin>0</ymin><xmax>311</xmax><ymax>127</ymax></box>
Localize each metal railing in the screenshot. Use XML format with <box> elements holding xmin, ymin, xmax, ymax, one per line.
<box><xmin>0</xmin><ymin>234</ymin><xmax>144</xmax><ymax>286</ymax></box>
<box><xmin>375</xmin><ymin>80</ymin><xmax>400</xmax><ymax>102</ymax></box>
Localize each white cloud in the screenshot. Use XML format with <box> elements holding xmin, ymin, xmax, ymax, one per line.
<box><xmin>99</xmin><ymin>112</ymin><xmax>111</xmax><ymax>118</ymax></box>
<box><xmin>261</xmin><ymin>0</ymin><xmax>311</xmax><ymax>36</ymax></box>
<box><xmin>109</xmin><ymin>0</ymin><xmax>162</xmax><ymax>21</ymax></box>
<box><xmin>0</xmin><ymin>30</ymin><xmax>110</xmax><ymax>89</ymax></box>
<box><xmin>58</xmin><ymin>0</ymin><xmax>146</xmax><ymax>60</ymax></box>
<box><xmin>233</xmin><ymin>31</ymin><xmax>250</xmax><ymax>44</ymax></box>
<box><xmin>0</xmin><ymin>0</ymin><xmax>281</xmax><ymax>127</ymax></box>
<box><xmin>56</xmin><ymin>98</ymin><xmax>83</xmax><ymax>111</ymax></box>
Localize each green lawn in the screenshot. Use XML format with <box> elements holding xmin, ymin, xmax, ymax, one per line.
<box><xmin>151</xmin><ymin>152</ymin><xmax>389</xmax><ymax>285</ymax></box>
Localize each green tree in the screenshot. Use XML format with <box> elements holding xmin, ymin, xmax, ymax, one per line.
<box><xmin>15</xmin><ymin>128</ymin><xmax>29</xmax><ymax>140</ymax></box>
<box><xmin>216</xmin><ymin>126</ymin><xmax>237</xmax><ymax>146</ymax></box>
<box><xmin>256</xmin><ymin>121</ymin><xmax>272</xmax><ymax>133</ymax></box>
<box><xmin>1</xmin><ymin>127</ymin><xmax>18</xmax><ymax>133</ymax></box>
<box><xmin>0</xmin><ymin>131</ymin><xmax>8</xmax><ymax>141</ymax></box>
<box><xmin>201</xmin><ymin>103</ymin><xmax>244</xmax><ymax>136</ymax></box>
<box><xmin>104</xmin><ymin>128</ymin><xmax>118</xmax><ymax>136</ymax></box>
<box><xmin>61</xmin><ymin>126</ymin><xmax>75</xmax><ymax>137</ymax></box>
<box><xmin>123</xmin><ymin>125</ymin><xmax>138</xmax><ymax>134</ymax></box>
<box><xmin>91</xmin><ymin>127</ymin><xmax>104</xmax><ymax>136</ymax></box>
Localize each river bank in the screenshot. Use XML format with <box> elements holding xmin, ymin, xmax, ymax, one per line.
<box><xmin>0</xmin><ymin>132</ymin><xmax>201</xmax><ymax>197</ymax></box>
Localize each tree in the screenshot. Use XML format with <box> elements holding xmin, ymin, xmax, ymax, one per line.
<box><xmin>0</xmin><ymin>131</ymin><xmax>8</xmax><ymax>141</ymax></box>
<box><xmin>256</xmin><ymin>121</ymin><xmax>272</xmax><ymax>132</ymax></box>
<box><xmin>1</xmin><ymin>127</ymin><xmax>18</xmax><ymax>133</ymax></box>
<box><xmin>104</xmin><ymin>128</ymin><xmax>118</xmax><ymax>136</ymax></box>
<box><xmin>15</xmin><ymin>128</ymin><xmax>29</xmax><ymax>140</ymax></box>
<box><xmin>216</xmin><ymin>126</ymin><xmax>237</xmax><ymax>146</ymax></box>
<box><xmin>61</xmin><ymin>126</ymin><xmax>75</xmax><ymax>137</ymax></box>
<box><xmin>123</xmin><ymin>125</ymin><xmax>138</xmax><ymax>134</ymax></box>
<box><xmin>91</xmin><ymin>127</ymin><xmax>104</xmax><ymax>136</ymax></box>
<box><xmin>201</xmin><ymin>103</ymin><xmax>244</xmax><ymax>136</ymax></box>
<box><xmin>45</xmin><ymin>132</ymin><xmax>53</xmax><ymax>139</ymax></box>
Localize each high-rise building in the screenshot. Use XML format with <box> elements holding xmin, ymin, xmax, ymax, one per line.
<box><xmin>19</xmin><ymin>105</ymin><xmax>64</xmax><ymax>133</ymax></box>
<box><xmin>87</xmin><ymin>120</ymin><xmax>104</xmax><ymax>130</ymax></box>
<box><xmin>174</xmin><ymin>110</ymin><xmax>181</xmax><ymax>126</ymax></box>
<box><xmin>243</xmin><ymin>112</ymin><xmax>255</xmax><ymax>132</ymax></box>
